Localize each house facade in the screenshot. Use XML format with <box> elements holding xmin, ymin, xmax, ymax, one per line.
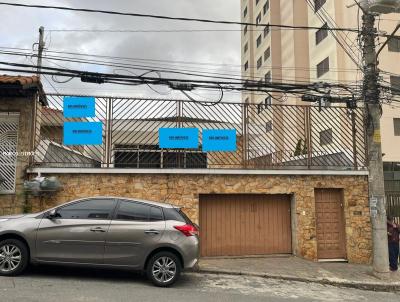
<box><xmin>0</xmin><ymin>79</ymin><xmax>373</xmax><ymax>264</ymax></box>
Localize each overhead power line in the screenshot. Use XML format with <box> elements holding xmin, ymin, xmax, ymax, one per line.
<box><xmin>0</xmin><ymin>61</ymin><xmax>357</xmax><ymax>98</ymax></box>
<box><xmin>47</xmin><ymin>28</ymin><xmax>291</xmax><ymax>33</ymax></box>
<box><xmin>0</xmin><ymin>2</ymin><xmax>361</xmax><ymax>33</ymax></box>
<box><xmin>0</xmin><ymin>48</ymin><xmax>364</xmax><ymax>85</ymax></box>
<box><xmin>0</xmin><ymin>46</ymin><xmax>363</xmax><ymax>74</ymax></box>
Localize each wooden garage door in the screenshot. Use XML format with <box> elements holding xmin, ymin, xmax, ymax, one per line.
<box><xmin>199</xmin><ymin>194</ymin><xmax>292</xmax><ymax>257</ymax></box>
<box><xmin>315</xmin><ymin>189</ymin><xmax>346</xmax><ymax>259</ymax></box>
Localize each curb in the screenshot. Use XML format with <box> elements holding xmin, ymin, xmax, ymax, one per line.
<box><xmin>195</xmin><ymin>268</ymin><xmax>400</xmax><ymax>293</ymax></box>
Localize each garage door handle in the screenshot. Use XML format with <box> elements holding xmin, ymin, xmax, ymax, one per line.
<box><xmin>90</xmin><ymin>227</ymin><xmax>106</xmax><ymax>233</ymax></box>
<box><xmin>145</xmin><ymin>230</ymin><xmax>160</xmax><ymax>235</ymax></box>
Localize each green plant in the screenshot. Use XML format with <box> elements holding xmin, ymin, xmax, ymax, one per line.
<box><xmin>302</xmin><ymin>141</ymin><xmax>308</xmax><ymax>155</ymax></box>
<box><xmin>294</xmin><ymin>139</ymin><xmax>303</xmax><ymax>157</ymax></box>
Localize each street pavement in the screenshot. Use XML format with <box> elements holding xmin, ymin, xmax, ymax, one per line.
<box><xmin>199</xmin><ymin>256</ymin><xmax>400</xmax><ymax>291</ymax></box>
<box><xmin>0</xmin><ymin>265</ymin><xmax>398</xmax><ymax>302</ymax></box>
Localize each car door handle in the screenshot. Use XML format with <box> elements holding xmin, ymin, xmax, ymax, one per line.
<box><xmin>145</xmin><ymin>230</ymin><xmax>160</xmax><ymax>235</ymax></box>
<box><xmin>90</xmin><ymin>227</ymin><xmax>107</xmax><ymax>233</ymax></box>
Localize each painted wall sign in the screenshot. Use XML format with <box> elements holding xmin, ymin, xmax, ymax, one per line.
<box><xmin>64</xmin><ymin>96</ymin><xmax>96</xmax><ymax>118</ymax></box>
<box><xmin>159</xmin><ymin>128</ymin><xmax>198</xmax><ymax>149</ymax></box>
<box><xmin>202</xmin><ymin>129</ymin><xmax>237</xmax><ymax>152</ymax></box>
<box><xmin>63</xmin><ymin>122</ymin><xmax>103</xmax><ymax>146</ymax></box>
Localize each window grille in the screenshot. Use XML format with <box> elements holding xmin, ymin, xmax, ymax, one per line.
<box><xmin>0</xmin><ymin>113</ymin><xmax>19</xmax><ymax>194</ymax></box>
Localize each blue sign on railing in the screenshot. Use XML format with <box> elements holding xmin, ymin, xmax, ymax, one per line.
<box><xmin>63</xmin><ymin>122</ymin><xmax>103</xmax><ymax>146</ymax></box>
<box><xmin>159</xmin><ymin>128</ymin><xmax>199</xmax><ymax>149</ymax></box>
<box><xmin>202</xmin><ymin>129</ymin><xmax>237</xmax><ymax>152</ymax></box>
<box><xmin>64</xmin><ymin>96</ymin><xmax>96</xmax><ymax>118</ymax></box>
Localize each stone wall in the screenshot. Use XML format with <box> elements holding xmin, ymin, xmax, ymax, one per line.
<box><xmin>25</xmin><ymin>172</ymin><xmax>371</xmax><ymax>264</ymax></box>
<box><xmin>0</xmin><ymin>95</ymin><xmax>38</xmax><ymax>215</ymax></box>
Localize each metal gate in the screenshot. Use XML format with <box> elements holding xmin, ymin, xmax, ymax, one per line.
<box><xmin>0</xmin><ymin>113</ymin><xmax>19</xmax><ymax>194</ymax></box>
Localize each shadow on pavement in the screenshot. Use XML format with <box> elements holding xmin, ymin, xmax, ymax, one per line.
<box><xmin>19</xmin><ymin>264</ymin><xmax>196</xmax><ymax>288</ymax></box>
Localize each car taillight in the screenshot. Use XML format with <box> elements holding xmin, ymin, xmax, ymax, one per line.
<box><xmin>174</xmin><ymin>224</ymin><xmax>199</xmax><ymax>237</ymax></box>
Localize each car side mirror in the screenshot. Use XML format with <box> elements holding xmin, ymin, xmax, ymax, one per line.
<box><xmin>47</xmin><ymin>209</ymin><xmax>59</xmax><ymax>219</ymax></box>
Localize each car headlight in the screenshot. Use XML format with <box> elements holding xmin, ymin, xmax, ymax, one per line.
<box><xmin>0</xmin><ymin>219</ymin><xmax>9</xmax><ymax>222</ymax></box>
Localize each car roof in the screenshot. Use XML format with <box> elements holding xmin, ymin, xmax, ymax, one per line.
<box><xmin>70</xmin><ymin>196</ymin><xmax>179</xmax><ymax>209</ymax></box>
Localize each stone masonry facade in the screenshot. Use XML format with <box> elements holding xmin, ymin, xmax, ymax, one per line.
<box><xmin>24</xmin><ymin>172</ymin><xmax>372</xmax><ymax>264</ymax></box>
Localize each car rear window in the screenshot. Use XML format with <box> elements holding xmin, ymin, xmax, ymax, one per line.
<box><xmin>163</xmin><ymin>208</ymin><xmax>193</xmax><ymax>224</ymax></box>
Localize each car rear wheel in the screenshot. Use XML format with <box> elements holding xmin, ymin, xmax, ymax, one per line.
<box><xmin>0</xmin><ymin>239</ymin><xmax>29</xmax><ymax>276</ymax></box>
<box><xmin>146</xmin><ymin>251</ymin><xmax>181</xmax><ymax>287</ymax></box>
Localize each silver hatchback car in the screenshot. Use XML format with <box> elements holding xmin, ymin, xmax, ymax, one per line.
<box><xmin>0</xmin><ymin>197</ymin><xmax>199</xmax><ymax>287</ymax></box>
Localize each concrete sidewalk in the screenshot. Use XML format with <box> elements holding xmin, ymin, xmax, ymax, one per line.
<box><xmin>196</xmin><ymin>256</ymin><xmax>400</xmax><ymax>292</ymax></box>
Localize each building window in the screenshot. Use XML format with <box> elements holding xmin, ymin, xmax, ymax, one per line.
<box><xmin>316</xmin><ymin>23</ymin><xmax>328</xmax><ymax>45</ymax></box>
<box><xmin>265</xmin><ymin>96</ymin><xmax>272</xmax><ymax>106</ymax></box>
<box><xmin>265</xmin><ymin>71</ymin><xmax>271</xmax><ymax>83</ymax></box>
<box><xmin>244</xmin><ymin>25</ymin><xmax>248</xmax><ymax>36</ymax></box>
<box><xmin>256</xmin><ymin>13</ymin><xmax>262</xmax><ymax>25</ymax></box>
<box><xmin>257</xmin><ymin>57</ymin><xmax>263</xmax><ymax>69</ymax></box>
<box><xmin>314</xmin><ymin>0</ymin><xmax>326</xmax><ymax>12</ymax></box>
<box><xmin>258</xmin><ymin>96</ymin><xmax>272</xmax><ymax>113</ymax></box>
<box><xmin>244</xmin><ymin>61</ymin><xmax>249</xmax><ymax>71</ymax></box>
<box><xmin>391</xmin><ymin>76</ymin><xmax>400</xmax><ymax>95</ymax></box>
<box><xmin>244</xmin><ymin>42</ymin><xmax>248</xmax><ymax>53</ymax></box>
<box><xmin>256</xmin><ymin>35</ymin><xmax>262</xmax><ymax>47</ymax></box>
<box><xmin>265</xmin><ymin>121</ymin><xmax>273</xmax><ymax>133</ymax></box>
<box><xmin>0</xmin><ymin>113</ymin><xmax>19</xmax><ymax>194</ymax></box>
<box><xmin>264</xmin><ymin>24</ymin><xmax>270</xmax><ymax>37</ymax></box>
<box><xmin>388</xmin><ymin>37</ymin><xmax>400</xmax><ymax>52</ymax></box>
<box><xmin>263</xmin><ymin>0</ymin><xmax>270</xmax><ymax>15</ymax></box>
<box><xmin>114</xmin><ymin>145</ymin><xmax>207</xmax><ymax>169</ymax></box>
<box><xmin>317</xmin><ymin>57</ymin><xmax>329</xmax><ymax>78</ymax></box>
<box><xmin>114</xmin><ymin>145</ymin><xmax>161</xmax><ymax>168</ymax></box>
<box><xmin>320</xmin><ymin>129</ymin><xmax>333</xmax><ymax>146</ymax></box>
<box><xmin>257</xmin><ymin>103</ymin><xmax>263</xmax><ymax>114</ymax></box>
<box><xmin>394</xmin><ymin>118</ymin><xmax>400</xmax><ymax>136</ymax></box>
<box><xmin>264</xmin><ymin>47</ymin><xmax>271</xmax><ymax>61</ymax></box>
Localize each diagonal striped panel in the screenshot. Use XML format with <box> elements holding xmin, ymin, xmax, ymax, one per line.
<box><xmin>0</xmin><ymin>113</ymin><xmax>19</xmax><ymax>194</ymax></box>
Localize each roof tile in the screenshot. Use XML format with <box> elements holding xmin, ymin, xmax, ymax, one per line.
<box><xmin>0</xmin><ymin>75</ymin><xmax>40</xmax><ymax>86</ymax></box>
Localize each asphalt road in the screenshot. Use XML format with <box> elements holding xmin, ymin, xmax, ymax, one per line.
<box><xmin>0</xmin><ymin>266</ymin><xmax>398</xmax><ymax>302</ymax></box>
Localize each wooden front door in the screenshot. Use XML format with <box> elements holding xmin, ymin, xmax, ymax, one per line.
<box><xmin>199</xmin><ymin>194</ymin><xmax>292</xmax><ymax>257</ymax></box>
<box><xmin>315</xmin><ymin>189</ymin><xmax>346</xmax><ymax>259</ymax></box>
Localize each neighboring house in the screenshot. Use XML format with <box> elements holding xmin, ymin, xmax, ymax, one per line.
<box><xmin>0</xmin><ymin>75</ymin><xmax>101</xmax><ymax>214</ymax></box>
<box><xmin>0</xmin><ymin>75</ymin><xmax>46</xmax><ymax>213</ymax></box>
<box><xmin>37</xmin><ymin>107</ymin><xmax>99</xmax><ymax>168</ymax></box>
<box><xmin>240</xmin><ymin>0</ymin><xmax>400</xmax><ymax>194</ymax></box>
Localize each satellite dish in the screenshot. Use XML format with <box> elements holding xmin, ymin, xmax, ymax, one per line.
<box><xmin>361</xmin><ymin>0</ymin><xmax>400</xmax><ymax>14</ymax></box>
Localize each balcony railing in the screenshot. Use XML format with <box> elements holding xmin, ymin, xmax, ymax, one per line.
<box><xmin>33</xmin><ymin>94</ymin><xmax>367</xmax><ymax>170</ymax></box>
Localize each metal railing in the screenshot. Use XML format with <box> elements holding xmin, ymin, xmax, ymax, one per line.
<box><xmin>33</xmin><ymin>94</ymin><xmax>367</xmax><ymax>170</ymax></box>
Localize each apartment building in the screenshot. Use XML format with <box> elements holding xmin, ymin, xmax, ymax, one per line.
<box><xmin>241</xmin><ymin>0</ymin><xmax>400</xmax><ymax>193</ymax></box>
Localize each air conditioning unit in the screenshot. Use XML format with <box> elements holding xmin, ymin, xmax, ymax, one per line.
<box><xmin>361</xmin><ymin>0</ymin><xmax>400</xmax><ymax>14</ymax></box>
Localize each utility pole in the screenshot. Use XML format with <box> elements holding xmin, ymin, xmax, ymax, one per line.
<box><xmin>361</xmin><ymin>12</ymin><xmax>389</xmax><ymax>275</ymax></box>
<box><xmin>37</xmin><ymin>26</ymin><xmax>45</xmax><ymax>78</ymax></box>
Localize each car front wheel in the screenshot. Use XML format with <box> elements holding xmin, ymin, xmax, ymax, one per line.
<box><xmin>146</xmin><ymin>251</ymin><xmax>181</xmax><ymax>287</ymax></box>
<box><xmin>0</xmin><ymin>239</ymin><xmax>29</xmax><ymax>276</ymax></box>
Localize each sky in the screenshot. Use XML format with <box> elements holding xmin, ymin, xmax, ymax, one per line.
<box><xmin>0</xmin><ymin>0</ymin><xmax>242</xmax><ymax>101</ymax></box>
